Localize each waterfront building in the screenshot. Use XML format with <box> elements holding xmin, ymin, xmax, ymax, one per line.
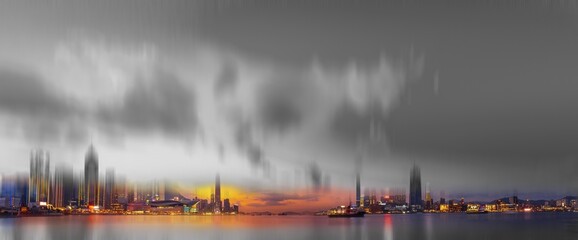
<box><xmin>0</xmin><ymin>173</ymin><xmax>28</xmax><ymax>208</ymax></box>
<box><xmin>53</xmin><ymin>163</ymin><xmax>73</xmax><ymax>208</ymax></box>
<box><xmin>409</xmin><ymin>163</ymin><xmax>422</xmax><ymax>212</ymax></box>
<box><xmin>215</xmin><ymin>173</ymin><xmax>222</xmax><ymax>213</ymax></box>
<box><xmin>355</xmin><ymin>171</ymin><xmax>361</xmax><ymax>207</ymax></box>
<box><xmin>223</xmin><ymin>198</ymin><xmax>231</xmax><ymax>213</ymax></box>
<box><xmin>84</xmin><ymin>144</ymin><xmax>99</xmax><ymax>207</ymax></box>
<box><xmin>233</xmin><ymin>203</ymin><xmax>239</xmax><ymax>214</ymax></box>
<box><xmin>425</xmin><ymin>182</ymin><xmax>433</xmax><ymax>210</ymax></box>
<box><xmin>29</xmin><ymin>149</ymin><xmax>50</xmax><ymax>207</ymax></box>
<box><xmin>104</xmin><ymin>168</ymin><xmax>115</xmax><ymax>209</ymax></box>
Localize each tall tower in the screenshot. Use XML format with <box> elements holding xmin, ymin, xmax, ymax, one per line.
<box><xmin>355</xmin><ymin>171</ymin><xmax>361</xmax><ymax>207</ymax></box>
<box><xmin>409</xmin><ymin>163</ymin><xmax>422</xmax><ymax>212</ymax></box>
<box><xmin>84</xmin><ymin>144</ymin><xmax>99</xmax><ymax>206</ymax></box>
<box><xmin>215</xmin><ymin>173</ymin><xmax>221</xmax><ymax>213</ymax></box>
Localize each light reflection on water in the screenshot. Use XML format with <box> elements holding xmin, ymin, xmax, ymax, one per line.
<box><xmin>0</xmin><ymin>213</ymin><xmax>577</xmax><ymax>240</ymax></box>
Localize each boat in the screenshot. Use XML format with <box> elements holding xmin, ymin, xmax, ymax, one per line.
<box><xmin>0</xmin><ymin>208</ymin><xmax>20</xmax><ymax>218</ymax></box>
<box><xmin>466</xmin><ymin>210</ymin><xmax>488</xmax><ymax>214</ymax></box>
<box><xmin>327</xmin><ymin>205</ymin><xmax>365</xmax><ymax>218</ymax></box>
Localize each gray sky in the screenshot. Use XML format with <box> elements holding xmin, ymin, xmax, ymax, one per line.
<box><xmin>0</xmin><ymin>0</ymin><xmax>577</xmax><ymax>202</ymax></box>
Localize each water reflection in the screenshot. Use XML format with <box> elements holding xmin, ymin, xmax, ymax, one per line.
<box><xmin>383</xmin><ymin>214</ymin><xmax>393</xmax><ymax>240</ymax></box>
<box><xmin>0</xmin><ymin>213</ymin><xmax>576</xmax><ymax>240</ymax></box>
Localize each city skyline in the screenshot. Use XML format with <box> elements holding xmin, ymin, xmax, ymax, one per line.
<box><xmin>1</xmin><ymin>143</ymin><xmax>576</xmax><ymax>214</ymax></box>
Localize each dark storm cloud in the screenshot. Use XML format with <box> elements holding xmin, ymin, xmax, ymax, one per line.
<box><xmin>330</xmin><ymin>102</ymin><xmax>387</xmax><ymax>146</ymax></box>
<box><xmin>0</xmin><ymin>64</ymin><xmax>198</xmax><ymax>145</ymax></box>
<box><xmin>257</xmin><ymin>76</ymin><xmax>307</xmax><ymax>133</ymax></box>
<box><xmin>214</xmin><ymin>62</ymin><xmax>238</xmax><ymax>96</ymax></box>
<box><xmin>0</xmin><ymin>67</ymin><xmax>88</xmax><ymax>144</ymax></box>
<box><xmin>97</xmin><ymin>69</ymin><xmax>197</xmax><ymax>140</ymax></box>
<box><xmin>0</xmin><ymin>68</ymin><xmax>75</xmax><ymax>117</ymax></box>
<box><xmin>232</xmin><ymin>118</ymin><xmax>270</xmax><ymax>172</ymax></box>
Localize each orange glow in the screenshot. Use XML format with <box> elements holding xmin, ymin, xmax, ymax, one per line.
<box><xmin>181</xmin><ymin>184</ymin><xmax>352</xmax><ymax>213</ymax></box>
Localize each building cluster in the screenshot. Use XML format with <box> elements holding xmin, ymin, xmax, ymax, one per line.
<box><xmin>349</xmin><ymin>163</ymin><xmax>578</xmax><ymax>214</ymax></box>
<box><xmin>0</xmin><ymin>145</ymin><xmax>240</xmax><ymax>216</ymax></box>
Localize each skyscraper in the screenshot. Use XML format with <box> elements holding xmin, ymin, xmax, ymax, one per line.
<box><xmin>409</xmin><ymin>163</ymin><xmax>422</xmax><ymax>212</ymax></box>
<box><xmin>84</xmin><ymin>144</ymin><xmax>99</xmax><ymax>206</ymax></box>
<box><xmin>425</xmin><ymin>182</ymin><xmax>433</xmax><ymax>210</ymax></box>
<box><xmin>104</xmin><ymin>168</ymin><xmax>115</xmax><ymax>209</ymax></box>
<box><xmin>355</xmin><ymin>171</ymin><xmax>361</xmax><ymax>207</ymax></box>
<box><xmin>223</xmin><ymin>198</ymin><xmax>231</xmax><ymax>213</ymax></box>
<box><xmin>29</xmin><ymin>149</ymin><xmax>50</xmax><ymax>207</ymax></box>
<box><xmin>215</xmin><ymin>173</ymin><xmax>221</xmax><ymax>213</ymax></box>
<box><xmin>53</xmin><ymin>163</ymin><xmax>73</xmax><ymax>208</ymax></box>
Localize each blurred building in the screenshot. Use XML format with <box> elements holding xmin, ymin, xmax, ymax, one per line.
<box><xmin>0</xmin><ymin>173</ymin><xmax>28</xmax><ymax>208</ymax></box>
<box><xmin>355</xmin><ymin>171</ymin><xmax>361</xmax><ymax>207</ymax></box>
<box><xmin>104</xmin><ymin>168</ymin><xmax>116</xmax><ymax>209</ymax></box>
<box><xmin>409</xmin><ymin>163</ymin><xmax>422</xmax><ymax>212</ymax></box>
<box><xmin>152</xmin><ymin>179</ymin><xmax>165</xmax><ymax>201</ymax></box>
<box><xmin>425</xmin><ymin>183</ymin><xmax>433</xmax><ymax>210</ymax></box>
<box><xmin>115</xmin><ymin>175</ymin><xmax>128</xmax><ymax>206</ymax></box>
<box><xmin>53</xmin><ymin>163</ymin><xmax>73</xmax><ymax>208</ymax></box>
<box><xmin>223</xmin><ymin>198</ymin><xmax>231</xmax><ymax>213</ymax></box>
<box><xmin>215</xmin><ymin>173</ymin><xmax>222</xmax><ymax>213</ymax></box>
<box><xmin>29</xmin><ymin>149</ymin><xmax>50</xmax><ymax>207</ymax></box>
<box><xmin>84</xmin><ymin>144</ymin><xmax>99</xmax><ymax>206</ymax></box>
<box><xmin>71</xmin><ymin>172</ymin><xmax>84</xmax><ymax>207</ymax></box>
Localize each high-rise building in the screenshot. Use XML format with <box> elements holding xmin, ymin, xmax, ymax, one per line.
<box><xmin>215</xmin><ymin>173</ymin><xmax>221</xmax><ymax>213</ymax></box>
<box><xmin>439</xmin><ymin>191</ymin><xmax>446</xmax><ymax>205</ymax></box>
<box><xmin>355</xmin><ymin>171</ymin><xmax>361</xmax><ymax>207</ymax></box>
<box><xmin>84</xmin><ymin>144</ymin><xmax>99</xmax><ymax>206</ymax></box>
<box><xmin>409</xmin><ymin>163</ymin><xmax>422</xmax><ymax>212</ymax></box>
<box><xmin>0</xmin><ymin>173</ymin><xmax>28</xmax><ymax>208</ymax></box>
<box><xmin>115</xmin><ymin>175</ymin><xmax>128</xmax><ymax>205</ymax></box>
<box><xmin>425</xmin><ymin>182</ymin><xmax>433</xmax><ymax>210</ymax></box>
<box><xmin>29</xmin><ymin>149</ymin><xmax>50</xmax><ymax>207</ymax></box>
<box><xmin>104</xmin><ymin>168</ymin><xmax>115</xmax><ymax>209</ymax></box>
<box><xmin>53</xmin><ymin>163</ymin><xmax>73</xmax><ymax>208</ymax></box>
<box><xmin>223</xmin><ymin>198</ymin><xmax>231</xmax><ymax>213</ymax></box>
<box><xmin>152</xmin><ymin>179</ymin><xmax>165</xmax><ymax>201</ymax></box>
<box><xmin>72</xmin><ymin>171</ymin><xmax>83</xmax><ymax>207</ymax></box>
<box><xmin>388</xmin><ymin>187</ymin><xmax>406</xmax><ymax>205</ymax></box>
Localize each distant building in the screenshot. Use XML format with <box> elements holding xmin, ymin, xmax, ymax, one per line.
<box><xmin>84</xmin><ymin>144</ymin><xmax>99</xmax><ymax>206</ymax></box>
<box><xmin>0</xmin><ymin>173</ymin><xmax>28</xmax><ymax>208</ymax></box>
<box><xmin>425</xmin><ymin>182</ymin><xmax>433</xmax><ymax>210</ymax></box>
<box><xmin>223</xmin><ymin>198</ymin><xmax>231</xmax><ymax>213</ymax></box>
<box><xmin>104</xmin><ymin>168</ymin><xmax>115</xmax><ymax>209</ymax></box>
<box><xmin>355</xmin><ymin>171</ymin><xmax>361</xmax><ymax>207</ymax></box>
<box><xmin>409</xmin><ymin>163</ymin><xmax>422</xmax><ymax>212</ymax></box>
<box><xmin>362</xmin><ymin>189</ymin><xmax>370</xmax><ymax>207</ymax></box>
<box><xmin>509</xmin><ymin>196</ymin><xmax>519</xmax><ymax>205</ymax></box>
<box><xmin>214</xmin><ymin>173</ymin><xmax>222</xmax><ymax>213</ymax></box>
<box><xmin>29</xmin><ymin>150</ymin><xmax>50</xmax><ymax>207</ymax></box>
<box><xmin>53</xmin><ymin>163</ymin><xmax>73</xmax><ymax>208</ymax></box>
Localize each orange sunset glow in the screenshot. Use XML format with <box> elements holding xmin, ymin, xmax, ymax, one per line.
<box><xmin>180</xmin><ymin>185</ymin><xmax>352</xmax><ymax>213</ymax></box>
